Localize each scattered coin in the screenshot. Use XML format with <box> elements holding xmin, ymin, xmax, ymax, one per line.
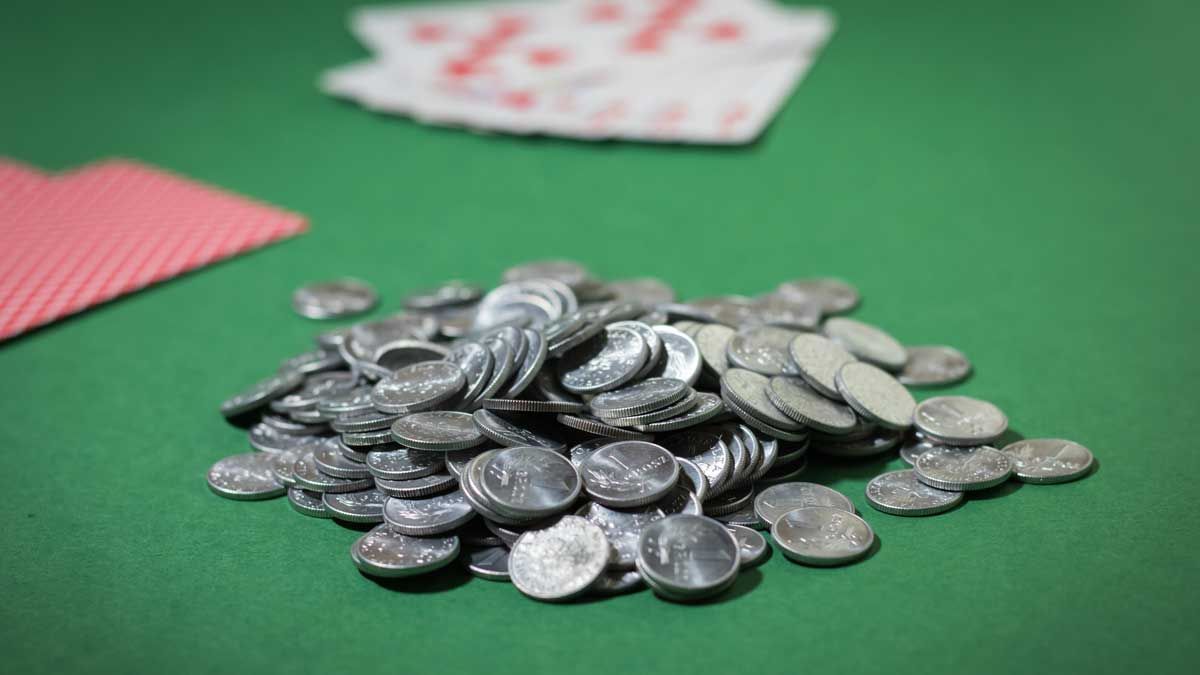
<box><xmin>772</xmin><ymin>506</ymin><xmax>874</xmax><ymax>566</ymax></box>
<box><xmin>351</xmin><ymin>525</ymin><xmax>460</xmax><ymax>578</ymax></box>
<box><xmin>293</xmin><ymin>278</ymin><xmax>378</xmax><ymax>319</ymax></box>
<box><xmin>637</xmin><ymin>515</ymin><xmax>739</xmax><ymax>602</ymax></box>
<box><xmin>382</xmin><ymin>490</ymin><xmax>477</xmax><ymax>535</ymax></box>
<box><xmin>391</xmin><ymin>410</ymin><xmax>485</xmax><ymax>451</ymax></box>
<box><xmin>558</xmin><ymin>325</ymin><xmax>648</xmax><ymax>394</ymax></box>
<box><xmin>371</xmin><ymin>361</ymin><xmax>465</xmax><ymax>414</ymax></box>
<box><xmin>823</xmin><ymin>317</ymin><xmax>907</xmax><ymax>372</ymax></box>
<box><xmin>834</xmin><ymin>361</ymin><xmax>916</xmax><ymax>430</ymax></box>
<box><xmin>288</xmin><ymin>487</ymin><xmax>331</xmax><ymax>518</ymax></box>
<box><xmin>207</xmin><ymin>452</ymin><xmax>286</xmax><ymax>500</ymax></box>
<box><xmin>589</xmin><ymin>377</ymin><xmax>689</xmax><ymax>418</ymax></box>
<box><xmin>914</xmin><ymin>445</ymin><xmax>1013</xmax><ymax>491</ymax></box>
<box><xmin>322</xmin><ymin>488</ymin><xmax>387</xmax><ymax>523</ymax></box>
<box><xmin>220</xmin><ymin>370</ymin><xmax>304</xmax><ymax>418</ymax></box>
<box><xmin>753</xmin><ymin>482</ymin><xmax>855</xmax><ymax>526</ymax></box>
<box><xmin>480</xmin><ymin>447</ymin><xmax>581</xmax><ymax>519</ymax></box>
<box><xmin>1000</xmin><ymin>438</ymin><xmax>1094</xmax><ymax>484</ymax></box>
<box><xmin>767</xmin><ymin>375</ymin><xmax>858</xmax><ymax>434</ymax></box>
<box><xmin>580</xmin><ymin>441</ymin><xmax>679</xmax><ymax>508</ymax></box>
<box><xmin>913</xmin><ymin>396</ymin><xmax>1009</xmax><ymax>446</ymax></box>
<box><xmin>776</xmin><ymin>278</ymin><xmax>859</xmax><ymax>314</ymax></box>
<box><xmin>727</xmin><ymin>325</ymin><xmax>801</xmax><ymax>376</ymax></box>
<box><xmin>899</xmin><ymin>345</ymin><xmax>972</xmax><ymax>387</ymax></box>
<box><xmin>787</xmin><ymin>333</ymin><xmax>856</xmax><ymax>400</ymax></box>
<box><xmin>472</xmin><ymin>409</ymin><xmax>565</xmax><ymax>451</ymax></box>
<box><xmin>509</xmin><ymin>516</ymin><xmax>609</xmax><ymax>602</ymax></box>
<box><xmin>463</xmin><ymin>546</ymin><xmax>511</xmax><ymax>581</ymax></box>
<box><xmin>726</xmin><ymin>524</ymin><xmax>771</xmax><ymax>568</ymax></box>
<box><xmin>866</xmin><ymin>470</ymin><xmax>963</xmax><ymax>516</ymax></box>
<box><xmin>649</xmin><ymin>326</ymin><xmax>702</xmax><ymax>386</ymax></box>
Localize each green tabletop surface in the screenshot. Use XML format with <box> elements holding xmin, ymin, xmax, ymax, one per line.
<box><xmin>3</xmin><ymin>1</ymin><xmax>1198</xmax><ymax>674</ymax></box>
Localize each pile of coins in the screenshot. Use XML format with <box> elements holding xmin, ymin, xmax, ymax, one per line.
<box><xmin>208</xmin><ymin>261</ymin><xmax>1096</xmax><ymax>602</ymax></box>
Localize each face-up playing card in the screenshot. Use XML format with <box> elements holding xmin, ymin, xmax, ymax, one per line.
<box><xmin>323</xmin><ymin>0</ymin><xmax>836</xmax><ymax>144</ymax></box>
<box><xmin>0</xmin><ymin>159</ymin><xmax>307</xmax><ymax>342</ymax></box>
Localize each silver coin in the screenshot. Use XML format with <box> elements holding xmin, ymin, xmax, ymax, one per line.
<box><xmin>481</xmin><ymin>398</ymin><xmax>585</xmax><ymax>414</ymax></box>
<box><xmin>470</xmin><ymin>333</ymin><xmax>517</xmax><ymax>403</ymax></box>
<box><xmin>591</xmin><ymin>569</ymin><xmax>644</xmax><ymax>595</ymax></box>
<box><xmin>444</xmin><ymin>447</ymin><xmax>486</xmax><ymax>478</ymax></box>
<box><xmin>351</xmin><ymin>525</ymin><xmax>459</xmax><ymax>578</ymax></box>
<box><xmin>248</xmin><ymin>423</ymin><xmax>325</xmax><ymax>453</ymax></box>
<box><xmin>695</xmin><ymin>324</ymin><xmax>735</xmax><ymax>377</ymax></box>
<box><xmin>609</xmin><ymin>320</ymin><xmax>664</xmax><ymax>380</ymax></box>
<box><xmin>751</xmin><ymin>436</ymin><xmax>780</xmax><ymax>482</ymax></box>
<box><xmin>866</xmin><ymin>470</ymin><xmax>963</xmax><ymax>516</ymax></box>
<box><xmin>330</xmin><ymin>408</ymin><xmax>400</xmax><ymax>433</ymax></box>
<box><xmin>733</xmin><ymin>425</ymin><xmax>763</xmax><ymax>485</ymax></box>
<box><xmin>382</xmin><ymin>489</ymin><xmax>476</xmax><ymax>535</ymax></box>
<box><xmin>576</xmin><ymin>500</ymin><xmax>671</xmax><ymax>569</ymax></box>
<box><xmin>509</xmin><ymin>515</ymin><xmax>610</xmax><ymax>601</ymax></box>
<box><xmin>375</xmin><ymin>472</ymin><xmax>457</xmax><ymax>498</ymax></box>
<box><xmin>726</xmin><ymin>524</ymin><xmax>770</xmax><ymax>568</ymax></box>
<box><xmin>316</xmin><ymin>385</ymin><xmax>375</xmax><ymax>417</ymax></box>
<box><xmin>371</xmin><ymin>361</ymin><xmax>465</xmax><ymax>414</ymax></box>
<box><xmin>350</xmin><ymin>314</ymin><xmax>439</xmax><ymax>355</ymax></box>
<box><xmin>373</xmin><ymin>340</ymin><xmax>449</xmax><ymax>371</ymax></box>
<box><xmin>288</xmin><ymin>487</ymin><xmax>331</xmax><ymax>518</ymax></box>
<box><xmin>558</xmin><ymin>325</ymin><xmax>648</xmax><ymax>395</ymax></box>
<box><xmin>460</xmin><ymin>450</ymin><xmax>542</xmax><ymax>527</ymax></box>
<box><xmin>913</xmin><ymin>396</ymin><xmax>1008</xmax><ymax>446</ymax></box>
<box><xmin>649</xmin><ymin>325</ymin><xmax>702</xmax><ymax>386</ymax></box>
<box><xmin>501</xmin><ymin>328</ymin><xmax>547</xmax><ymax>398</ymax></box>
<box><xmin>658</xmin><ymin>430</ymin><xmax>732</xmax><ymax>495</ymax></box>
<box><xmin>291</xmin><ymin>452</ymin><xmax>374</xmax><ymax>493</ymax></box>
<box><xmin>675</xmin><ymin>457</ymin><xmax>709</xmax><ymax>502</ymax></box>
<box><xmin>999</xmin><ymin>439</ymin><xmax>1095</xmax><ymax>484</ymax></box>
<box><xmin>589</xmin><ymin>378</ymin><xmax>690</xmax><ymax>418</ymax></box>
<box><xmin>708</xmin><ymin>424</ymin><xmax>748</xmax><ymax>492</ymax></box>
<box><xmin>776</xmin><ymin>278</ymin><xmax>859</xmax><ymax>314</ymax></box>
<box><xmin>472</xmin><ymin>409</ymin><xmax>565</xmax><ymax>451</ymax></box>
<box><xmin>391</xmin><ymin>411</ymin><xmax>484</xmax><ymax>451</ymax></box>
<box><xmin>293</xmin><ymin>278</ymin><xmax>378</xmax><ymax>319</ymax></box>
<box><xmin>900</xmin><ymin>433</ymin><xmax>933</xmax><ymax>465</ymax></box>
<box><xmin>772</xmin><ymin>506</ymin><xmax>874</xmax><ymax>566</ymax></box>
<box><xmin>279</xmin><ymin>349</ymin><xmax>344</xmax><ymax>375</ymax></box>
<box><xmin>503</xmin><ymin>260</ymin><xmax>591</xmax><ymax>288</ymax></box>
<box><xmin>206</xmin><ymin>452</ymin><xmax>286</xmax><ymax>500</ymax></box>
<box><xmin>787</xmin><ymin>333</ymin><xmax>856</xmax><ymax>400</ymax></box>
<box><xmin>834</xmin><ymin>362</ymin><xmax>916</xmax><ymax>430</ymax></box>
<box><xmin>635</xmin><ymin>392</ymin><xmax>724</xmax><ymax>433</ymax></box>
<box><xmin>703</xmin><ymin>483</ymin><xmax>754</xmax><ymax>517</ymax></box>
<box><xmin>568</xmin><ymin>438</ymin><xmax>610</xmax><ymax>468</ymax></box>
<box><xmin>580</xmin><ymin>441</ymin><xmax>679</xmax><ymax>508</ymax></box>
<box><xmin>261</xmin><ymin>413</ymin><xmax>326</xmax><ymax>436</ymax></box>
<box><xmin>713</xmin><ymin>500</ymin><xmax>766</xmax><ymax>530</ymax></box>
<box><xmin>365</xmin><ymin>447</ymin><xmax>444</xmax><ymax>480</ymax></box>
<box><xmin>404</xmin><ymin>280</ymin><xmax>482</xmax><ymax>311</ymax></box>
<box><xmin>464</xmin><ymin>546</ymin><xmax>511</xmax><ymax>580</ymax></box>
<box><xmin>557</xmin><ymin>413</ymin><xmax>654</xmax><ymax>441</ymax></box>
<box><xmin>609</xmin><ymin>277</ymin><xmax>676</xmax><ymax>305</ymax></box>
<box><xmin>914</xmin><ymin>445</ymin><xmax>1012</xmax><ymax>491</ymax></box>
<box><xmin>340</xmin><ymin>428</ymin><xmax>393</xmax><ymax>446</ymax></box>
<box><xmin>322</xmin><ymin>488</ymin><xmax>387</xmax><ymax>522</ymax></box>
<box><xmin>726</xmin><ymin>325</ymin><xmax>802</xmax><ymax>376</ymax></box>
<box><xmin>269</xmin><ymin>448</ymin><xmax>303</xmax><ymax>486</ymax></box>
<box><xmin>899</xmin><ymin>345</ymin><xmax>972</xmax><ymax>387</ymax></box>
<box><xmin>766</xmin><ymin>376</ymin><xmax>858</xmax><ymax>434</ymax></box>
<box><xmin>480</xmin><ymin>447</ymin><xmax>581</xmax><ymax>519</ymax></box>
<box><xmin>750</xmin><ymin>292</ymin><xmax>822</xmax><ymax>331</ymax></box>
<box><xmin>720</xmin><ymin>369</ymin><xmax>805</xmax><ymax>431</ymax></box>
<box><xmin>313</xmin><ymin>441</ymin><xmax>372</xmax><ymax>478</ymax></box>
<box><xmin>822</xmin><ymin>317</ymin><xmax>907</xmax><ymax>372</ymax></box>
<box><xmin>753</xmin><ymin>482</ymin><xmax>854</xmax><ymax>525</ymax></box>
<box><xmin>813</xmin><ymin>428</ymin><xmax>902</xmax><ymax>457</ymax></box>
<box><xmin>636</xmin><ymin>515</ymin><xmax>739</xmax><ymax>601</ymax></box>
<box><xmin>220</xmin><ymin>370</ymin><xmax>304</xmax><ymax>418</ymax></box>
<box><xmin>444</xmin><ymin>341</ymin><xmax>494</xmax><ymax>406</ymax></box>
<box><xmin>604</xmin><ymin>391</ymin><xmax>698</xmax><ymax>428</ymax></box>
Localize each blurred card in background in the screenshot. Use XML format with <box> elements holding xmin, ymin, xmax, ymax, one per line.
<box><xmin>0</xmin><ymin>159</ymin><xmax>307</xmax><ymax>342</ymax></box>
<box><xmin>322</xmin><ymin>0</ymin><xmax>835</xmax><ymax>144</ymax></box>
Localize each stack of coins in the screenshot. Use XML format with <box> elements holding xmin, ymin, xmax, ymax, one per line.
<box><xmin>208</xmin><ymin>260</ymin><xmax>1095</xmax><ymax>603</ymax></box>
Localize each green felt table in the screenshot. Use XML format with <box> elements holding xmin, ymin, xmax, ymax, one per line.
<box><xmin>2</xmin><ymin>1</ymin><xmax>1198</xmax><ymax>674</ymax></box>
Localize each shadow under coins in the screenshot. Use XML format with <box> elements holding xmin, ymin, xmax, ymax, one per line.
<box><xmin>362</xmin><ymin>561</ymin><xmax>473</xmax><ymax>594</ymax></box>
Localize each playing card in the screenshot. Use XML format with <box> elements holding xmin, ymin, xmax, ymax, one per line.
<box><xmin>322</xmin><ymin>0</ymin><xmax>836</xmax><ymax>144</ymax></box>
<box><xmin>0</xmin><ymin>159</ymin><xmax>307</xmax><ymax>341</ymax></box>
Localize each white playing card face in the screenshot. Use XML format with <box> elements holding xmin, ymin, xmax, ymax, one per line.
<box><xmin>324</xmin><ymin>1</ymin><xmax>836</xmax><ymax>144</ymax></box>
